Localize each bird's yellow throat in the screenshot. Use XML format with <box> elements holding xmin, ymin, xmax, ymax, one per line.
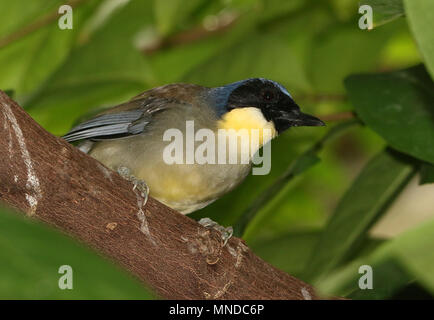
<box><xmin>217</xmin><ymin>107</ymin><xmax>277</xmax><ymax>147</ymax></box>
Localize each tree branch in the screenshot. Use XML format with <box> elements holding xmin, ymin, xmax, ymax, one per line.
<box><xmin>319</xmin><ymin>111</ymin><xmax>355</xmax><ymax>122</ymax></box>
<box><xmin>0</xmin><ymin>90</ymin><xmax>323</xmax><ymax>300</ymax></box>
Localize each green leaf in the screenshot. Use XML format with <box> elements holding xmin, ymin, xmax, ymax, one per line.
<box><xmin>316</xmin><ymin>246</ymin><xmax>412</xmax><ymax>299</ymax></box>
<box><xmin>359</xmin><ymin>0</ymin><xmax>404</xmax><ymax>27</ymax></box>
<box><xmin>392</xmin><ymin>219</ymin><xmax>434</xmax><ymax>294</ymax></box>
<box><xmin>303</xmin><ymin>149</ymin><xmax>417</xmax><ymax>283</ymax></box>
<box><xmin>318</xmin><ymin>218</ymin><xmax>434</xmax><ymax>298</ymax></box>
<box><xmin>404</xmin><ymin>0</ymin><xmax>434</xmax><ymax>80</ymax></box>
<box><xmin>345</xmin><ymin>65</ymin><xmax>434</xmax><ymax>165</ymax></box>
<box><xmin>0</xmin><ymin>207</ymin><xmax>153</xmax><ymax>299</ymax></box>
<box><xmin>420</xmin><ymin>163</ymin><xmax>434</xmax><ymax>184</ymax></box>
<box><xmin>249</xmin><ymin>230</ymin><xmax>384</xmax><ymax>295</ymax></box>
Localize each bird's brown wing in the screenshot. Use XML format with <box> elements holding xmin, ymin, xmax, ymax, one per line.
<box><xmin>62</xmin><ymin>83</ymin><xmax>207</xmax><ymax>142</ymax></box>
<box><xmin>62</xmin><ymin>96</ymin><xmax>174</xmax><ymax>142</ymax></box>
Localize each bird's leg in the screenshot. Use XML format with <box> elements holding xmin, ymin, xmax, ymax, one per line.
<box><xmin>199</xmin><ymin>217</ymin><xmax>233</xmax><ymax>246</ymax></box>
<box><xmin>117</xmin><ymin>166</ymin><xmax>149</xmax><ymax>206</ymax></box>
<box><xmin>117</xmin><ymin>166</ymin><xmax>155</xmax><ymax>243</ymax></box>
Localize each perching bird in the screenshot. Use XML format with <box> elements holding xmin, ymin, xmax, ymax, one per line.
<box><xmin>63</xmin><ymin>78</ymin><xmax>324</xmax><ymax>214</ymax></box>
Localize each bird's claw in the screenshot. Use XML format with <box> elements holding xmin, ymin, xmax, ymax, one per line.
<box><xmin>118</xmin><ymin>166</ymin><xmax>149</xmax><ymax>207</ymax></box>
<box><xmin>133</xmin><ymin>180</ymin><xmax>149</xmax><ymax>204</ymax></box>
<box><xmin>199</xmin><ymin>217</ymin><xmax>233</xmax><ymax>246</ymax></box>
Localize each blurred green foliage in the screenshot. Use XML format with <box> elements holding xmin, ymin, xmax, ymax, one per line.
<box><xmin>346</xmin><ymin>65</ymin><xmax>434</xmax><ymax>165</ymax></box>
<box><xmin>420</xmin><ymin>163</ymin><xmax>434</xmax><ymax>185</ymax></box>
<box><xmin>359</xmin><ymin>0</ymin><xmax>404</xmax><ymax>27</ymax></box>
<box><xmin>317</xmin><ymin>217</ymin><xmax>434</xmax><ymax>299</ymax></box>
<box><xmin>0</xmin><ymin>0</ymin><xmax>433</xmax><ymax>299</ymax></box>
<box><xmin>0</xmin><ymin>207</ymin><xmax>153</xmax><ymax>299</ymax></box>
<box><xmin>302</xmin><ymin>149</ymin><xmax>417</xmax><ymax>282</ymax></box>
<box><xmin>404</xmin><ymin>0</ymin><xmax>434</xmax><ymax>80</ymax></box>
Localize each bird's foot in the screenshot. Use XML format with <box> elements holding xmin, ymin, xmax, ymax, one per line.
<box><xmin>199</xmin><ymin>217</ymin><xmax>233</xmax><ymax>246</ymax></box>
<box><xmin>117</xmin><ymin>166</ymin><xmax>150</xmax><ymax>207</ymax></box>
<box><xmin>117</xmin><ymin>166</ymin><xmax>155</xmax><ymax>243</ymax></box>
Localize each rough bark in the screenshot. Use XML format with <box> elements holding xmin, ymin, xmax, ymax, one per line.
<box><xmin>0</xmin><ymin>90</ymin><xmax>321</xmax><ymax>299</ymax></box>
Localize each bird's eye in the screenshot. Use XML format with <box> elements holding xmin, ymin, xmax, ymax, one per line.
<box><xmin>262</xmin><ymin>90</ymin><xmax>274</xmax><ymax>101</ymax></box>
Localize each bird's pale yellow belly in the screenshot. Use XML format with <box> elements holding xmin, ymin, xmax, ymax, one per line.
<box><xmin>89</xmin><ymin>138</ymin><xmax>251</xmax><ymax>214</ymax></box>
<box><xmin>138</xmin><ymin>162</ymin><xmax>251</xmax><ymax>214</ymax></box>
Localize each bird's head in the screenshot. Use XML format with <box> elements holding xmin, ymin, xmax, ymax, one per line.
<box><xmin>209</xmin><ymin>78</ymin><xmax>324</xmax><ymax>139</ymax></box>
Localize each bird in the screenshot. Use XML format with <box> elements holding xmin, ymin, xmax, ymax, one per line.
<box><xmin>63</xmin><ymin>78</ymin><xmax>324</xmax><ymax>215</ymax></box>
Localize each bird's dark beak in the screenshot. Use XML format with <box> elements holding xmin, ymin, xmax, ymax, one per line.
<box><xmin>272</xmin><ymin>103</ymin><xmax>325</xmax><ymax>133</ymax></box>
<box><xmin>288</xmin><ymin>110</ymin><xmax>325</xmax><ymax>127</ymax></box>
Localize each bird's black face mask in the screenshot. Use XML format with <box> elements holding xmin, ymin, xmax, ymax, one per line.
<box><xmin>226</xmin><ymin>79</ymin><xmax>324</xmax><ymax>133</ymax></box>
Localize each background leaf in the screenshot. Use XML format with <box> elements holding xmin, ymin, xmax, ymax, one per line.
<box><xmin>392</xmin><ymin>219</ymin><xmax>434</xmax><ymax>294</ymax></box>
<box><xmin>302</xmin><ymin>149</ymin><xmax>416</xmax><ymax>282</ymax></box>
<box><xmin>359</xmin><ymin>0</ymin><xmax>404</xmax><ymax>27</ymax></box>
<box><xmin>318</xmin><ymin>218</ymin><xmax>434</xmax><ymax>298</ymax></box>
<box><xmin>420</xmin><ymin>163</ymin><xmax>434</xmax><ymax>185</ymax></box>
<box><xmin>0</xmin><ymin>207</ymin><xmax>154</xmax><ymax>299</ymax></box>
<box><xmin>404</xmin><ymin>0</ymin><xmax>434</xmax><ymax>80</ymax></box>
<box><xmin>316</xmin><ymin>245</ymin><xmax>412</xmax><ymax>299</ymax></box>
<box><xmin>345</xmin><ymin>65</ymin><xmax>434</xmax><ymax>165</ymax></box>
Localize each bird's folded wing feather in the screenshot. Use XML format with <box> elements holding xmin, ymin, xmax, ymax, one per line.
<box><xmin>62</xmin><ymin>97</ymin><xmax>173</xmax><ymax>142</ymax></box>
